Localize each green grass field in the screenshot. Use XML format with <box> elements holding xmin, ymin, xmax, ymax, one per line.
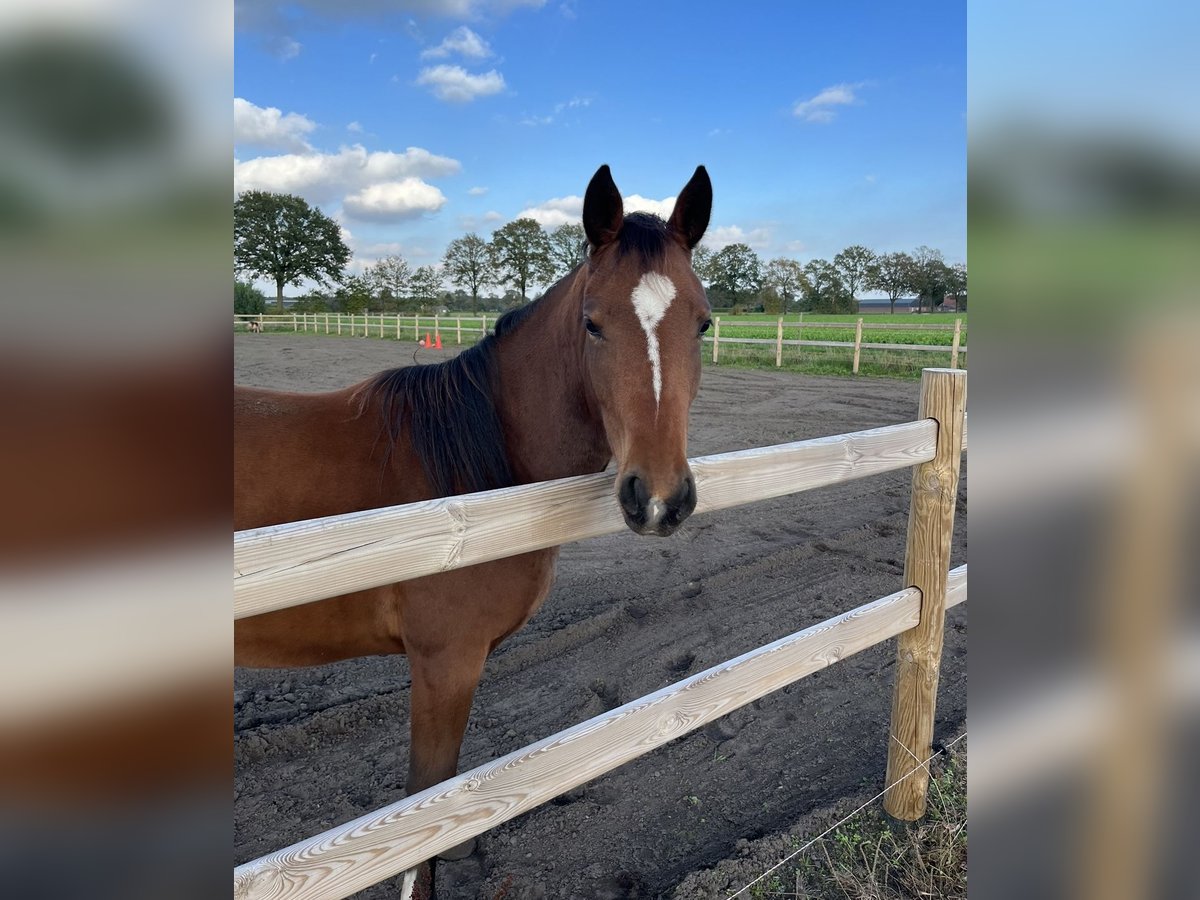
<box><xmin>703</xmin><ymin>312</ymin><xmax>966</xmax><ymax>378</ymax></box>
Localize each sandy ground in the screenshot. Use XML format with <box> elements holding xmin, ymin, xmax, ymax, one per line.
<box><xmin>234</xmin><ymin>333</ymin><xmax>966</xmax><ymax>899</ymax></box>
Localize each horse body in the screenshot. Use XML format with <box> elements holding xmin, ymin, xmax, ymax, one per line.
<box><xmin>235</xmin><ymin>165</ymin><xmax>713</xmax><ymax>852</ymax></box>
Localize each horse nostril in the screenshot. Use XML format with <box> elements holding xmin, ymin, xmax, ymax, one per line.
<box><xmin>618</xmin><ymin>474</ymin><xmax>649</xmax><ymax>519</ymax></box>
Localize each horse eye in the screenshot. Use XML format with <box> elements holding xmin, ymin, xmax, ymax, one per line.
<box><xmin>584</xmin><ymin>317</ymin><xmax>602</xmax><ymax>338</ymax></box>
<box><xmin>699</xmin><ymin>318</ymin><xmax>712</xmax><ymax>335</ymax></box>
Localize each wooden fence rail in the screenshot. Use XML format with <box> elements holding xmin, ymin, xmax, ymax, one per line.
<box><xmin>235</xmin><ymin>419</ymin><xmax>950</xmax><ymax>619</ymax></box>
<box><xmin>235</xmin><ymin>566</ymin><xmax>965</xmax><ymax>900</ymax></box>
<box><xmin>233</xmin><ymin>369</ymin><xmax>967</xmax><ymax>900</ymax></box>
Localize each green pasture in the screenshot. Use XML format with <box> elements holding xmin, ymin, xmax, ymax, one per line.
<box><xmin>710</xmin><ymin>311</ymin><xmax>965</xmax><ymax>325</ymax></box>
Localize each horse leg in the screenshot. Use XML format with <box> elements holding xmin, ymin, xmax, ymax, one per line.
<box><xmin>406</xmin><ymin>644</ymin><xmax>489</xmax><ymax>864</ymax></box>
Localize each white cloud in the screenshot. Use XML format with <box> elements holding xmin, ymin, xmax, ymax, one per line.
<box><xmin>703</xmin><ymin>225</ymin><xmax>773</xmax><ymax>252</ymax></box>
<box><xmin>624</xmin><ymin>194</ymin><xmax>677</xmax><ymax>219</ymax></box>
<box><xmin>422</xmin><ymin>26</ymin><xmax>492</xmax><ymax>59</ymax></box>
<box><xmin>234</xmin><ymin>98</ymin><xmax>316</xmax><ymax>152</ymax></box>
<box><xmin>522</xmin><ymin>96</ymin><xmax>591</xmax><ymax>127</ymax></box>
<box><xmin>347</xmin><ymin>121</ymin><xmax>364</xmax><ymax>133</ymax></box>
<box><xmin>553</xmin><ymin>96</ymin><xmax>591</xmax><ymax>113</ymax></box>
<box><xmin>234</xmin><ymin>144</ymin><xmax>461</xmax><ymax>201</ymax></box>
<box><xmin>416</xmin><ymin>65</ymin><xmax>505</xmax><ymax>102</ymax></box>
<box><xmin>515</xmin><ymin>193</ymin><xmax>677</xmax><ymax>227</ymax></box>
<box><xmin>467</xmin><ymin>185</ymin><xmax>488</xmax><ymax>195</ymax></box>
<box><xmin>792</xmin><ymin>82</ymin><xmax>868</xmax><ymax>123</ymax></box>
<box><xmin>343</xmin><ymin>179</ymin><xmax>447</xmax><ymax>221</ymax></box>
<box><xmin>515</xmin><ymin>194</ymin><xmax>581</xmax><ymax>227</ymax></box>
<box><xmin>483</xmin><ymin>210</ymin><xmax>503</xmax><ymax>222</ymax></box>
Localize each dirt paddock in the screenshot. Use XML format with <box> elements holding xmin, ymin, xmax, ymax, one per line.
<box><xmin>234</xmin><ymin>334</ymin><xmax>967</xmax><ymax>899</ymax></box>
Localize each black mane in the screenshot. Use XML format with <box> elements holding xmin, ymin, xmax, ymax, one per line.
<box><xmin>355</xmin><ymin>310</ymin><xmax>535</xmax><ymax>498</ymax></box>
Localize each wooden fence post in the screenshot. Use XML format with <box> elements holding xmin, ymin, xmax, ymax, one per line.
<box><xmin>775</xmin><ymin>317</ymin><xmax>784</xmax><ymax>367</ymax></box>
<box><xmin>435</xmin><ymin>314</ymin><xmax>440</xmax><ymax>342</ymax></box>
<box><xmin>883</xmin><ymin>367</ymin><xmax>967</xmax><ymax>820</ymax></box>
<box><xmin>950</xmin><ymin>318</ymin><xmax>962</xmax><ymax>369</ymax></box>
<box><xmin>257</xmin><ymin>313</ymin><xmax>263</xmax><ymax>332</ymax></box>
<box><xmin>482</xmin><ymin>314</ymin><xmax>487</xmax><ymax>337</ymax></box>
<box><xmin>292</xmin><ymin>313</ymin><xmax>297</xmax><ymax>332</ymax></box>
<box><xmin>852</xmin><ymin>317</ymin><xmax>864</xmax><ymax>374</ymax></box>
<box><xmin>457</xmin><ymin>317</ymin><xmax>462</xmax><ymax>344</ymax></box>
<box><xmin>712</xmin><ymin>316</ymin><xmax>720</xmax><ymax>364</ymax></box>
<box><xmin>337</xmin><ymin>315</ymin><xmax>342</xmax><ymax>336</ymax></box>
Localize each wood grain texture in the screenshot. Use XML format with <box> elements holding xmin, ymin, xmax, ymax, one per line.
<box><xmin>884</xmin><ymin>368</ymin><xmax>967</xmax><ymax>819</ymax></box>
<box><xmin>950</xmin><ymin>318</ymin><xmax>962</xmax><ymax>369</ymax></box>
<box><xmin>234</xmin><ymin>420</ymin><xmax>937</xmax><ymax>619</ymax></box>
<box><xmin>234</xmin><ymin>583</ymin><xmax>935</xmax><ymax>900</ymax></box>
<box><xmin>775</xmin><ymin>317</ymin><xmax>783</xmax><ymax>367</ymax></box>
<box><xmin>712</xmin><ymin>315</ymin><xmax>720</xmax><ymax>363</ymax></box>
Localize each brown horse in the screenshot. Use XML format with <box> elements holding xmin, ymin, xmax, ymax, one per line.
<box><xmin>235</xmin><ymin>165</ymin><xmax>712</xmax><ymax>879</ymax></box>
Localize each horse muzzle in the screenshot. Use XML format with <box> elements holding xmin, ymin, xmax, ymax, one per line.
<box><xmin>617</xmin><ymin>470</ymin><xmax>697</xmax><ymax>536</ymax></box>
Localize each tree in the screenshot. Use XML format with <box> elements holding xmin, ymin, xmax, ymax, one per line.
<box><xmin>802</xmin><ymin>259</ymin><xmax>855</xmax><ymax>313</ymax></box>
<box><xmin>334</xmin><ymin>274</ymin><xmax>371</xmax><ymax>315</ymax></box>
<box><xmin>234</xmin><ymin>190</ymin><xmax>351</xmax><ymax>311</ymax></box>
<box><xmin>408</xmin><ymin>265</ymin><xmax>444</xmax><ymax>311</ymax></box>
<box><xmin>691</xmin><ymin>245</ymin><xmax>715</xmax><ymax>285</ymax></box>
<box><xmin>490</xmin><ymin>218</ymin><xmax>554</xmax><ymax>301</ymax></box>
<box><xmin>364</xmin><ymin>255</ymin><xmax>410</xmax><ymax>313</ymax></box>
<box><xmin>763</xmin><ymin>258</ymin><xmax>808</xmax><ymax>313</ymax></box>
<box><xmin>832</xmin><ymin>245</ymin><xmax>876</xmax><ymax>312</ymax></box>
<box><xmin>760</xmin><ymin>285</ymin><xmax>786</xmax><ymax>315</ymax></box>
<box><xmin>867</xmin><ymin>251</ymin><xmax>915</xmax><ymax>314</ymax></box>
<box><xmin>234</xmin><ymin>280</ymin><xmax>266</xmax><ymax>315</ymax></box>
<box><xmin>908</xmin><ymin>246</ymin><xmax>948</xmax><ymax>313</ymax></box>
<box><xmin>945</xmin><ymin>262</ymin><xmax>967</xmax><ymax>310</ymax></box>
<box><xmin>547</xmin><ymin>223</ymin><xmax>587</xmax><ymax>279</ymax></box>
<box><xmin>442</xmin><ymin>234</ymin><xmax>497</xmax><ymax>313</ymax></box>
<box><xmin>708</xmin><ymin>243</ymin><xmax>762</xmax><ymax>309</ymax></box>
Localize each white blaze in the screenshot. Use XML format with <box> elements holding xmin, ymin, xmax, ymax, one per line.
<box><xmin>630</xmin><ymin>272</ymin><xmax>677</xmax><ymax>405</ymax></box>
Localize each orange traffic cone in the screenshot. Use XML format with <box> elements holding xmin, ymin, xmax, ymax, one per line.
<box><xmin>435</xmin><ymin>333</ymin><xmax>442</xmax><ymax>349</ymax></box>
<box><xmin>425</xmin><ymin>332</ymin><xmax>432</xmax><ymax>347</ymax></box>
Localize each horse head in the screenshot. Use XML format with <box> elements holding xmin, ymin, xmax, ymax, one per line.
<box><xmin>578</xmin><ymin>164</ymin><xmax>712</xmax><ymax>536</ymax></box>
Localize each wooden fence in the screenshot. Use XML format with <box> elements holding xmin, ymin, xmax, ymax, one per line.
<box><xmin>706</xmin><ymin>316</ymin><xmax>966</xmax><ymax>372</ymax></box>
<box><xmin>233</xmin><ymin>313</ymin><xmax>965</xmax><ymax>373</ymax></box>
<box><xmin>233</xmin><ymin>368</ymin><xmax>967</xmax><ymax>900</ymax></box>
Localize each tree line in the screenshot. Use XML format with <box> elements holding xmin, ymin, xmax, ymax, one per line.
<box><xmin>235</xmin><ymin>190</ymin><xmax>964</xmax><ymax>317</ymax></box>
<box><xmin>692</xmin><ymin>243</ymin><xmax>966</xmax><ymax>315</ymax></box>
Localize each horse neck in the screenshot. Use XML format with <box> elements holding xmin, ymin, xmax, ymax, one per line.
<box><xmin>492</xmin><ymin>269</ymin><xmax>611</xmax><ymax>483</ymax></box>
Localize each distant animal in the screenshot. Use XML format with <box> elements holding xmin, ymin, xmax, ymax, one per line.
<box><xmin>246</xmin><ymin>319</ymin><xmax>262</xmax><ymax>333</ymax></box>
<box><xmin>235</xmin><ymin>164</ymin><xmax>712</xmax><ymax>894</ymax></box>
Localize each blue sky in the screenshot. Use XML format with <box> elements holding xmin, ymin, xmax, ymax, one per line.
<box><xmin>235</xmin><ymin>1</ymin><xmax>965</xmax><ymax>295</ymax></box>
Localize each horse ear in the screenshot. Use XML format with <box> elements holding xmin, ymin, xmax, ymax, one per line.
<box><xmin>668</xmin><ymin>165</ymin><xmax>712</xmax><ymax>250</ymax></box>
<box><xmin>583</xmin><ymin>164</ymin><xmax>624</xmax><ymax>250</ymax></box>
